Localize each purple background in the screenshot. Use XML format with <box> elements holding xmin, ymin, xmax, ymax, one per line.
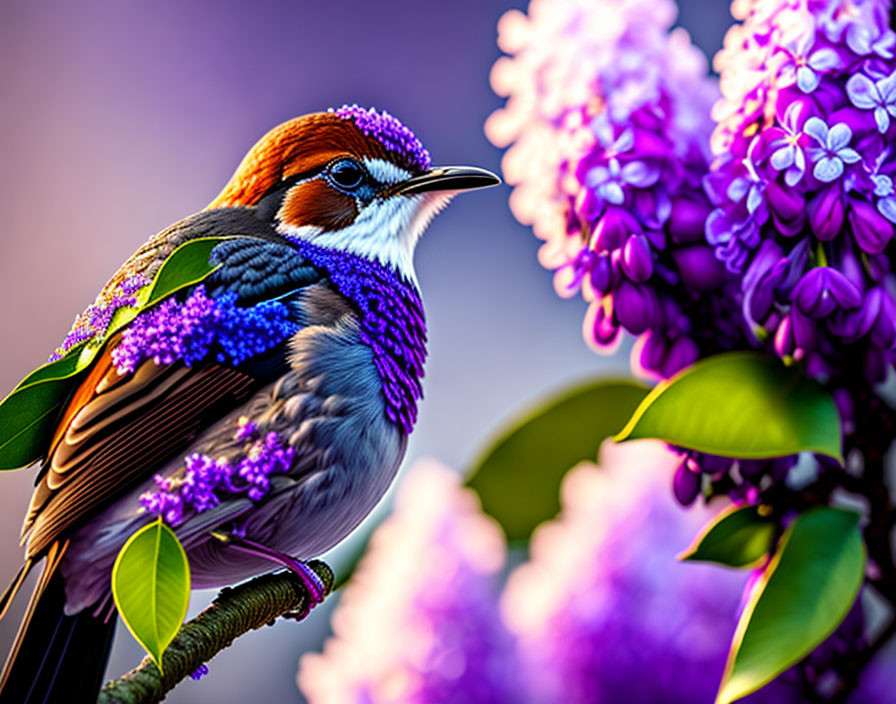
<box><xmin>0</xmin><ymin>1</ymin><xmax>729</xmax><ymax>701</ymax></box>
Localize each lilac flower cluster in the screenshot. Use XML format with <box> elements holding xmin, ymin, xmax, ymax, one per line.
<box><xmin>332</xmin><ymin>104</ymin><xmax>432</xmax><ymax>171</ymax></box>
<box><xmin>50</xmin><ymin>274</ymin><xmax>148</xmax><ymax>361</ymax></box>
<box><xmin>706</xmin><ymin>0</ymin><xmax>896</xmax><ymax>383</ymax></box>
<box><xmin>110</xmin><ymin>285</ymin><xmax>296</xmax><ymax>375</ymax></box>
<box><xmin>290</xmin><ymin>240</ymin><xmax>427</xmax><ymax>435</ymax></box>
<box><xmin>140</xmin><ymin>418</ymin><xmax>294</xmax><ymax>526</ymax></box>
<box><xmin>486</xmin><ymin>0</ymin><xmax>739</xmax><ymax>378</ymax></box>
<box><xmin>298</xmin><ymin>460</ymin><xmax>520</xmax><ymax>704</ymax></box>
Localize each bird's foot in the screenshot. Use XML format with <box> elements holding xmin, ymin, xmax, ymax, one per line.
<box><xmin>211</xmin><ymin>532</ymin><xmax>327</xmax><ymax>618</ymax></box>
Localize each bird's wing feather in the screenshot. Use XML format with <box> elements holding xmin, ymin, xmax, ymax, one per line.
<box><xmin>23</xmin><ymin>208</ymin><xmax>332</xmax><ymax>558</ymax></box>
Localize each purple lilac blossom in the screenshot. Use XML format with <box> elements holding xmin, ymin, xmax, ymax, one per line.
<box><xmin>50</xmin><ymin>274</ymin><xmax>148</xmax><ymax>361</ymax></box>
<box><xmin>297</xmin><ymin>460</ymin><xmax>521</xmax><ymax>704</ymax></box>
<box><xmin>110</xmin><ymin>285</ymin><xmax>296</xmax><ymax>375</ymax></box>
<box><xmin>289</xmin><ymin>240</ymin><xmax>427</xmax><ymax>435</ymax></box>
<box><xmin>706</xmin><ymin>0</ymin><xmax>896</xmax><ymax>386</ymax></box>
<box><xmin>486</xmin><ymin>0</ymin><xmax>740</xmax><ymax>379</ymax></box>
<box><xmin>139</xmin><ymin>418</ymin><xmax>294</xmax><ymax>525</ymax></box>
<box><xmin>332</xmin><ymin>104</ymin><xmax>432</xmax><ymax>171</ymax></box>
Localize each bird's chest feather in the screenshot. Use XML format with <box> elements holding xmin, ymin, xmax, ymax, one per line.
<box><xmin>291</xmin><ymin>241</ymin><xmax>428</xmax><ymax>435</ymax></box>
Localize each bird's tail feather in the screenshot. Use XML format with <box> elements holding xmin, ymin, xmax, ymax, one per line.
<box><xmin>0</xmin><ymin>542</ymin><xmax>116</xmax><ymax>703</ymax></box>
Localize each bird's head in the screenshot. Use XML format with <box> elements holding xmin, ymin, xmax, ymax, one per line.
<box><xmin>208</xmin><ymin>105</ymin><xmax>499</xmax><ymax>283</ymax></box>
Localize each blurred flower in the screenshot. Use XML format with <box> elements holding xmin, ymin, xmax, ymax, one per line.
<box><xmin>486</xmin><ymin>0</ymin><xmax>741</xmax><ymax>379</ymax></box>
<box><xmin>706</xmin><ymin>0</ymin><xmax>896</xmax><ymax>383</ymax></box>
<box><xmin>297</xmin><ymin>460</ymin><xmax>520</xmax><ymax>704</ymax></box>
<box><xmin>503</xmin><ymin>440</ymin><xmax>803</xmax><ymax>703</ymax></box>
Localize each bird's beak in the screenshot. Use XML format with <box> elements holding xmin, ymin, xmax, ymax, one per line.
<box><xmin>388</xmin><ymin>166</ymin><xmax>501</xmax><ymax>196</ymax></box>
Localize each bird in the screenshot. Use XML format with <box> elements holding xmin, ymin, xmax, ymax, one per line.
<box><xmin>0</xmin><ymin>105</ymin><xmax>499</xmax><ymax>702</ymax></box>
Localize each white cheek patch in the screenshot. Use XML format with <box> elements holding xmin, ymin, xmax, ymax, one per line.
<box><xmin>274</xmin><ymin>159</ymin><xmax>455</xmax><ymax>285</ymax></box>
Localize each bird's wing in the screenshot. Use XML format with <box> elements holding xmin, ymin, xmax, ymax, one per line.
<box><xmin>22</xmin><ymin>209</ymin><xmax>330</xmax><ymax>557</ymax></box>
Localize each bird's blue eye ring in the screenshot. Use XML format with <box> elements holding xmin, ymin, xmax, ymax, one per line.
<box><xmin>327</xmin><ymin>158</ymin><xmax>365</xmax><ymax>191</ymax></box>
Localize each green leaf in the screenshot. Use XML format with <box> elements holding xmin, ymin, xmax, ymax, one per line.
<box><xmin>0</xmin><ymin>379</ymin><xmax>71</xmax><ymax>470</ymax></box>
<box><xmin>0</xmin><ymin>237</ymin><xmax>232</xmax><ymax>470</ymax></box>
<box><xmin>716</xmin><ymin>507</ymin><xmax>865</xmax><ymax>704</ymax></box>
<box><xmin>143</xmin><ymin>237</ymin><xmax>227</xmax><ymax>308</ymax></box>
<box><xmin>680</xmin><ymin>505</ymin><xmax>775</xmax><ymax>568</ymax></box>
<box><xmin>467</xmin><ymin>379</ymin><xmax>648</xmax><ymax>541</ymax></box>
<box><xmin>14</xmin><ymin>342</ymin><xmax>88</xmax><ymax>391</ymax></box>
<box><xmin>112</xmin><ymin>518</ymin><xmax>191</xmax><ymax>669</ymax></box>
<box><xmin>615</xmin><ymin>352</ymin><xmax>843</xmax><ymax>462</ymax></box>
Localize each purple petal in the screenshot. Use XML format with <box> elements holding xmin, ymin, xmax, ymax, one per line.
<box><xmin>846</xmin><ymin>73</ymin><xmax>879</xmax><ymax>109</ymax></box>
<box><xmin>808</xmin><ymin>48</ymin><xmax>841</xmax><ymax>71</ymax></box>
<box><xmin>814</xmin><ymin>156</ymin><xmax>844</xmax><ymax>182</ymax></box>
<box><xmin>878</xmin><ymin>196</ymin><xmax>896</xmax><ymax>224</ymax></box>
<box><xmin>705</xmin><ymin>209</ymin><xmax>734</xmax><ymax>246</ymax></box>
<box><xmin>600</xmin><ymin>181</ymin><xmax>625</xmax><ymax>205</ymax></box>
<box><xmin>827</xmin><ymin>123</ymin><xmax>852</xmax><ymax>151</ymax></box>
<box><xmin>803</xmin><ymin>116</ymin><xmax>828</xmax><ymax>143</ymax></box>
<box><xmin>621</xmin><ymin>160</ymin><xmax>660</xmax><ymax>188</ymax></box>
<box><xmin>875</xmin><ymin>107</ymin><xmax>891</xmax><ymax>133</ymax></box>
<box><xmin>846</xmin><ymin>23</ymin><xmax>873</xmax><ymax>55</ymax></box>
<box><xmin>836</xmin><ymin>147</ymin><xmax>861</xmax><ymax>164</ymax></box>
<box><xmin>612</xmin><ymin>128</ymin><xmax>634</xmax><ymax>154</ymax></box>
<box><xmin>586</xmin><ymin>165</ymin><xmax>610</xmax><ymax>187</ymax></box>
<box><xmin>878</xmin><ymin>72</ymin><xmax>896</xmax><ymax>103</ymax></box>
<box><xmin>770</xmin><ymin>145</ymin><xmax>795</xmax><ymax>170</ymax></box>
<box><xmin>797</xmin><ymin>66</ymin><xmax>819</xmax><ymax>93</ymax></box>
<box><xmin>747</xmin><ymin>184</ymin><xmax>764</xmax><ymax>213</ymax></box>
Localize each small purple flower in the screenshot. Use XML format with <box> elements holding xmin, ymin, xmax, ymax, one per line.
<box><xmin>779</xmin><ymin>30</ymin><xmax>843</xmax><ymax>93</ymax></box>
<box><xmin>585</xmin><ymin>157</ymin><xmax>660</xmax><ymax>206</ymax></box>
<box><xmin>804</xmin><ymin>118</ymin><xmax>861</xmax><ymax>182</ymax></box>
<box><xmin>140</xmin><ymin>426</ymin><xmax>295</xmax><ymax>525</ymax></box>
<box><xmin>846</xmin><ymin>71</ymin><xmax>896</xmax><ymax>133</ymax></box>
<box><xmin>871</xmin><ymin>173</ymin><xmax>896</xmax><ymax>223</ymax></box>
<box><xmin>768</xmin><ymin>105</ymin><xmax>808</xmax><ymax>186</ymax></box>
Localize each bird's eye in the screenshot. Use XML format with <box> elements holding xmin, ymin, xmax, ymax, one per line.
<box><xmin>328</xmin><ymin>159</ymin><xmax>365</xmax><ymax>190</ymax></box>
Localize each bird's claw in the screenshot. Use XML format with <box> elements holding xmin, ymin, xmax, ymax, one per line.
<box><xmin>211</xmin><ymin>531</ymin><xmax>327</xmax><ymax>617</ymax></box>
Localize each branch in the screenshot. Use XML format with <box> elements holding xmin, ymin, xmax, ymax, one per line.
<box><xmin>98</xmin><ymin>561</ymin><xmax>334</xmax><ymax>704</ymax></box>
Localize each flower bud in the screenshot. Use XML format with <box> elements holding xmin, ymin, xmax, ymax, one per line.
<box><xmin>808</xmin><ymin>187</ymin><xmax>844</xmax><ymax>241</ymax></box>
<box><xmin>793</xmin><ymin>267</ymin><xmax>862</xmax><ymax>318</ymax></box>
<box><xmin>614</xmin><ymin>282</ymin><xmax>660</xmax><ymax>334</ymax></box>
<box><xmin>673</xmin><ymin>460</ymin><xmax>701</xmax><ymax>506</ymax></box>
<box><xmin>849</xmin><ymin>198</ymin><xmax>894</xmax><ymax>253</ymax></box>
<box><xmin>622</xmin><ymin>234</ymin><xmax>654</xmax><ymax>282</ymax></box>
<box><xmin>594</xmin><ymin>207</ymin><xmax>639</xmax><ymax>252</ymax></box>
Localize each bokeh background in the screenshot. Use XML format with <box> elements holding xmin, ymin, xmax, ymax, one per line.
<box><xmin>0</xmin><ymin>1</ymin><xmax>730</xmax><ymax>701</ymax></box>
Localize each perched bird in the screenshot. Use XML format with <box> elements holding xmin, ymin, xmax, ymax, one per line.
<box><xmin>0</xmin><ymin>105</ymin><xmax>499</xmax><ymax>702</ymax></box>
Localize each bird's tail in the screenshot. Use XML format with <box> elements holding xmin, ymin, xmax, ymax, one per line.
<box><xmin>0</xmin><ymin>541</ymin><xmax>116</xmax><ymax>704</ymax></box>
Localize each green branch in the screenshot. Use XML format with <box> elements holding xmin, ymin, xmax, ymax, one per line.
<box><xmin>98</xmin><ymin>561</ymin><xmax>333</xmax><ymax>704</ymax></box>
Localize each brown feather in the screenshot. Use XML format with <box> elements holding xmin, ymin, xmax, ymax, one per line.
<box><xmin>208</xmin><ymin>113</ymin><xmax>425</xmax><ymax>209</ymax></box>
<box><xmin>278</xmin><ymin>179</ymin><xmax>358</xmax><ymax>232</ymax></box>
<box><xmin>23</xmin><ymin>347</ymin><xmax>261</xmax><ymax>557</ymax></box>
